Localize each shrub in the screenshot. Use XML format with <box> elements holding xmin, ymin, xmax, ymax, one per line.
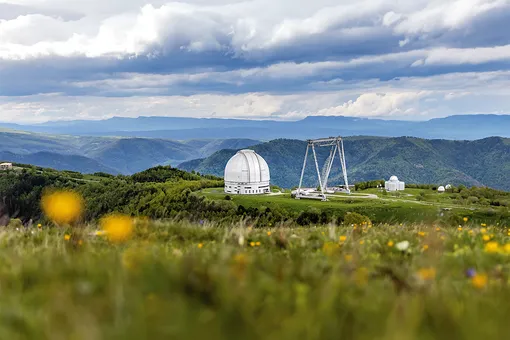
<box><xmin>8</xmin><ymin>218</ymin><xmax>23</xmax><ymax>229</ymax></box>
<box><xmin>343</xmin><ymin>212</ymin><xmax>371</xmax><ymax>226</ymax></box>
<box><xmin>296</xmin><ymin>208</ymin><xmax>321</xmax><ymax>226</ymax></box>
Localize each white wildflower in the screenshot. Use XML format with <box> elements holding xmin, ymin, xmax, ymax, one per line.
<box><xmin>395</xmin><ymin>240</ymin><xmax>410</xmax><ymax>251</ymax></box>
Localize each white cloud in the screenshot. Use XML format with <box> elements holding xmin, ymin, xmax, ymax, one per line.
<box><xmin>413</xmin><ymin>44</ymin><xmax>510</xmax><ymax>66</ymax></box>
<box><xmin>1</xmin><ymin>0</ymin><xmax>509</xmax><ymax>61</ymax></box>
<box><xmin>314</xmin><ymin>92</ymin><xmax>431</xmax><ymax>118</ymax></box>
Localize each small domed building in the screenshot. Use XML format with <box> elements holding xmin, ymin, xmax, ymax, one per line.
<box><xmin>385</xmin><ymin>175</ymin><xmax>405</xmax><ymax>192</ymax></box>
<box><xmin>224</xmin><ymin>149</ymin><xmax>270</xmax><ymax>195</ymax></box>
<box><xmin>437</xmin><ymin>186</ymin><xmax>446</xmax><ymax>193</ymax></box>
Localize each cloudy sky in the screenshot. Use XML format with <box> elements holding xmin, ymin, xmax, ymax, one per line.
<box><xmin>1</xmin><ymin>0</ymin><xmax>510</xmax><ymax>123</ymax></box>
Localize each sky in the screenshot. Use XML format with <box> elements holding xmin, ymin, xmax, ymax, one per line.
<box><xmin>1</xmin><ymin>0</ymin><xmax>510</xmax><ymax>123</ymax></box>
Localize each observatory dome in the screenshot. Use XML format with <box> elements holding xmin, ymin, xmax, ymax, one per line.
<box><xmin>224</xmin><ymin>149</ymin><xmax>270</xmax><ymax>195</ymax></box>
<box><xmin>385</xmin><ymin>175</ymin><xmax>405</xmax><ymax>192</ymax></box>
<box><xmin>437</xmin><ymin>186</ymin><xmax>446</xmax><ymax>193</ymax></box>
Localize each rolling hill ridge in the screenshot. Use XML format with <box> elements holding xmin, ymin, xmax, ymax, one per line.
<box><xmin>0</xmin><ymin>130</ymin><xmax>261</xmax><ymax>175</ymax></box>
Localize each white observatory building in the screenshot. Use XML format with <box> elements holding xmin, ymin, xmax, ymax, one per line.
<box><xmin>385</xmin><ymin>175</ymin><xmax>405</xmax><ymax>192</ymax></box>
<box><xmin>224</xmin><ymin>149</ymin><xmax>270</xmax><ymax>195</ymax></box>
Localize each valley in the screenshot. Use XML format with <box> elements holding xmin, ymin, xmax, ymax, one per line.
<box><xmin>0</xmin><ymin>129</ymin><xmax>260</xmax><ymax>175</ymax></box>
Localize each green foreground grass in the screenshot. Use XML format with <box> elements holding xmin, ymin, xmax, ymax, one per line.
<box><xmin>4</xmin><ymin>220</ymin><xmax>510</xmax><ymax>339</ymax></box>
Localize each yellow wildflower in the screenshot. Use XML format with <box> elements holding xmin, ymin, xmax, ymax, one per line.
<box><xmin>435</xmin><ymin>227</ymin><xmax>440</xmax><ymax>231</ymax></box>
<box><xmin>422</xmin><ymin>245</ymin><xmax>429</xmax><ymax>251</ymax></box>
<box><xmin>344</xmin><ymin>254</ymin><xmax>353</xmax><ymax>262</ymax></box>
<box><xmin>417</xmin><ymin>267</ymin><xmax>436</xmax><ymax>281</ymax></box>
<box><xmin>323</xmin><ymin>242</ymin><xmax>339</xmax><ymax>256</ymax></box>
<box><xmin>37</xmin><ymin>224</ymin><xmax>42</xmax><ymax>229</ymax></box>
<box><xmin>339</xmin><ymin>235</ymin><xmax>347</xmax><ymax>242</ymax></box>
<box><xmin>471</xmin><ymin>273</ymin><xmax>488</xmax><ymax>289</ymax></box>
<box><xmin>484</xmin><ymin>241</ymin><xmax>499</xmax><ymax>253</ymax></box>
<box><xmin>64</xmin><ymin>234</ymin><xmax>71</xmax><ymax>241</ymax></box>
<box><xmin>482</xmin><ymin>235</ymin><xmax>490</xmax><ymax>242</ymax></box>
<box><xmin>463</xmin><ymin>217</ymin><xmax>468</xmax><ymax>222</ymax></box>
<box><xmin>250</xmin><ymin>242</ymin><xmax>255</xmax><ymax>247</ymax></box>
<box><xmin>480</xmin><ymin>228</ymin><xmax>487</xmax><ymax>234</ymax></box>
<box><xmin>101</xmin><ymin>214</ymin><xmax>133</xmax><ymax>243</ymax></box>
<box><xmin>387</xmin><ymin>240</ymin><xmax>394</xmax><ymax>247</ymax></box>
<box><xmin>481</xmin><ymin>223</ymin><xmax>487</xmax><ymax>227</ymax></box>
<box><xmin>255</xmin><ymin>241</ymin><xmax>261</xmax><ymax>246</ymax></box>
<box><xmin>198</xmin><ymin>243</ymin><xmax>203</xmax><ymax>249</ymax></box>
<box><xmin>267</xmin><ymin>231</ymin><xmax>272</xmax><ymax>236</ymax></box>
<box><xmin>457</xmin><ymin>226</ymin><xmax>462</xmax><ymax>231</ymax></box>
<box><xmin>41</xmin><ymin>190</ymin><xmax>84</xmax><ymax>225</ymax></box>
<box><xmin>504</xmin><ymin>244</ymin><xmax>510</xmax><ymax>254</ymax></box>
<box><xmin>418</xmin><ymin>231</ymin><xmax>426</xmax><ymax>237</ymax></box>
<box><xmin>359</xmin><ymin>240</ymin><xmax>365</xmax><ymax>245</ymax></box>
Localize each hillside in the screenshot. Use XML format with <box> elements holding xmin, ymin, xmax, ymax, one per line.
<box><xmin>0</xmin><ymin>130</ymin><xmax>260</xmax><ymax>175</ymax></box>
<box><xmin>3</xmin><ymin>114</ymin><xmax>510</xmax><ymax>140</ymax></box>
<box><xmin>178</xmin><ymin>137</ymin><xmax>510</xmax><ymax>191</ymax></box>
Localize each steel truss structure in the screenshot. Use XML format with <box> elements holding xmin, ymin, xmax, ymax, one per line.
<box><xmin>296</xmin><ymin>137</ymin><xmax>350</xmax><ymax>201</ymax></box>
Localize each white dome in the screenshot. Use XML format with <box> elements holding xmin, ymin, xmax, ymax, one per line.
<box><xmin>437</xmin><ymin>186</ymin><xmax>445</xmax><ymax>192</ymax></box>
<box><xmin>389</xmin><ymin>175</ymin><xmax>399</xmax><ymax>182</ymax></box>
<box><xmin>224</xmin><ymin>149</ymin><xmax>270</xmax><ymax>184</ymax></box>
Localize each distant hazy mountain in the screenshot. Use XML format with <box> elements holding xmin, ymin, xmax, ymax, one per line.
<box><xmin>0</xmin><ymin>130</ymin><xmax>261</xmax><ymax>175</ymax></box>
<box><xmin>0</xmin><ymin>151</ymin><xmax>118</xmax><ymax>174</ymax></box>
<box><xmin>178</xmin><ymin>137</ymin><xmax>510</xmax><ymax>191</ymax></box>
<box><xmin>2</xmin><ymin>114</ymin><xmax>510</xmax><ymax>140</ymax></box>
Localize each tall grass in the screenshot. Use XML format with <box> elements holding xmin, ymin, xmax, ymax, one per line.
<box><xmin>1</xmin><ymin>220</ymin><xmax>510</xmax><ymax>339</ymax></box>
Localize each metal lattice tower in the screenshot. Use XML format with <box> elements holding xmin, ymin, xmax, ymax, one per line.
<box><xmin>296</xmin><ymin>137</ymin><xmax>350</xmax><ymax>201</ymax></box>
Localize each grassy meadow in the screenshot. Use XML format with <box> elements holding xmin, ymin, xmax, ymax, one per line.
<box><xmin>200</xmin><ymin>188</ymin><xmax>510</xmax><ymax>226</ymax></box>
<box><xmin>4</xmin><ymin>218</ymin><xmax>510</xmax><ymax>339</ymax></box>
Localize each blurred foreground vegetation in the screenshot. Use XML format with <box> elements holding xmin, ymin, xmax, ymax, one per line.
<box><xmin>2</xmin><ymin>220</ymin><xmax>510</xmax><ymax>339</ymax></box>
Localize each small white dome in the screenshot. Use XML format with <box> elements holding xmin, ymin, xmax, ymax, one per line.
<box><xmin>224</xmin><ymin>149</ymin><xmax>270</xmax><ymax>184</ymax></box>
<box><xmin>437</xmin><ymin>186</ymin><xmax>445</xmax><ymax>192</ymax></box>
<box><xmin>389</xmin><ymin>175</ymin><xmax>399</xmax><ymax>182</ymax></box>
<box><xmin>445</xmin><ymin>184</ymin><xmax>452</xmax><ymax>189</ymax></box>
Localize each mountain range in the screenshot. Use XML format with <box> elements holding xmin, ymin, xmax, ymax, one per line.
<box><xmin>178</xmin><ymin>137</ymin><xmax>510</xmax><ymax>191</ymax></box>
<box><xmin>2</xmin><ymin>114</ymin><xmax>510</xmax><ymax>140</ymax></box>
<box><xmin>0</xmin><ymin>130</ymin><xmax>260</xmax><ymax>175</ymax></box>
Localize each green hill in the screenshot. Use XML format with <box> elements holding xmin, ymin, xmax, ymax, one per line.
<box><xmin>178</xmin><ymin>137</ymin><xmax>510</xmax><ymax>191</ymax></box>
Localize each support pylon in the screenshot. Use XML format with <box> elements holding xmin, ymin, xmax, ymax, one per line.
<box><xmin>296</xmin><ymin>137</ymin><xmax>350</xmax><ymax>201</ymax></box>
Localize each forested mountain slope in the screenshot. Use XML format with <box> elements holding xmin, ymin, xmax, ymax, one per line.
<box><xmin>178</xmin><ymin>137</ymin><xmax>510</xmax><ymax>190</ymax></box>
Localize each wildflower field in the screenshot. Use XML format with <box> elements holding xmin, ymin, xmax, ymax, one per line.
<box><xmin>5</xmin><ymin>217</ymin><xmax>510</xmax><ymax>339</ymax></box>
